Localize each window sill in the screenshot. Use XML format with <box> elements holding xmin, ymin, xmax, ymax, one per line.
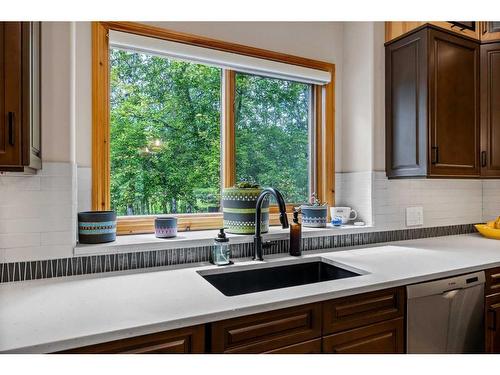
<box><xmin>73</xmin><ymin>224</ymin><xmax>374</xmax><ymax>257</ymax></box>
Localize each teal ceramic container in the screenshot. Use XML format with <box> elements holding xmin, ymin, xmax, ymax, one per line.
<box><xmin>222</xmin><ymin>186</ymin><xmax>269</xmax><ymax>234</ymax></box>
<box><xmin>300</xmin><ymin>205</ymin><xmax>328</xmax><ymax>228</ymax></box>
<box><xmin>78</xmin><ymin>211</ymin><xmax>117</xmax><ymax>244</ymax></box>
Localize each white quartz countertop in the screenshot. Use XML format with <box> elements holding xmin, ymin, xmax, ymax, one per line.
<box><xmin>2</xmin><ymin>233</ymin><xmax>500</xmax><ymax>353</ymax></box>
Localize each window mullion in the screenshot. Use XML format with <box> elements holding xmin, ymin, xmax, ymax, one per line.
<box><xmin>222</xmin><ymin>69</ymin><xmax>236</xmax><ymax>188</ymax></box>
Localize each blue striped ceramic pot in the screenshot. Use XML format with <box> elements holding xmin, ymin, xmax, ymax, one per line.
<box><xmin>78</xmin><ymin>211</ymin><xmax>117</xmax><ymax>244</ymax></box>
<box><xmin>300</xmin><ymin>205</ymin><xmax>328</xmax><ymax>228</ymax></box>
<box><xmin>155</xmin><ymin>217</ymin><xmax>178</xmax><ymax>238</ymax></box>
<box><xmin>222</xmin><ymin>186</ymin><xmax>269</xmax><ymax>234</ymax></box>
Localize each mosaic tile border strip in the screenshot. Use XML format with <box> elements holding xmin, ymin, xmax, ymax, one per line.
<box><xmin>0</xmin><ymin>224</ymin><xmax>475</xmax><ymax>283</ymax></box>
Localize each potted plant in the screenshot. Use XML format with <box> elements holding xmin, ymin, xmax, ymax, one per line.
<box><xmin>222</xmin><ymin>181</ymin><xmax>269</xmax><ymax>234</ymax></box>
<box><xmin>300</xmin><ymin>193</ymin><xmax>328</xmax><ymax>228</ymax></box>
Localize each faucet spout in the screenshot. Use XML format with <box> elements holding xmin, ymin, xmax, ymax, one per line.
<box><xmin>254</xmin><ymin>187</ymin><xmax>289</xmax><ymax>261</ymax></box>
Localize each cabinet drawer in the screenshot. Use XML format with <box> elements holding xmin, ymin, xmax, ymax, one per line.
<box><xmin>322</xmin><ymin>287</ymin><xmax>405</xmax><ymax>334</ymax></box>
<box><xmin>60</xmin><ymin>325</ymin><xmax>205</xmax><ymax>354</ymax></box>
<box><xmin>486</xmin><ymin>268</ymin><xmax>500</xmax><ymax>297</ymax></box>
<box><xmin>322</xmin><ymin>318</ymin><xmax>405</xmax><ymax>354</ymax></box>
<box><xmin>264</xmin><ymin>338</ymin><xmax>322</xmax><ymax>354</ymax></box>
<box><xmin>211</xmin><ymin>303</ymin><xmax>322</xmax><ymax>353</ymax></box>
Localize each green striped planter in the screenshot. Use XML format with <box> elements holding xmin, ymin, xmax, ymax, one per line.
<box><xmin>222</xmin><ymin>187</ymin><xmax>269</xmax><ymax>234</ymax></box>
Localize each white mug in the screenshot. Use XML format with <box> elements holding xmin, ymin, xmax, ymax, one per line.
<box><xmin>330</xmin><ymin>207</ymin><xmax>357</xmax><ymax>224</ymax></box>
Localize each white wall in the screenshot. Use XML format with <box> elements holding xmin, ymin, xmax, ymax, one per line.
<box><xmin>341</xmin><ymin>22</ymin><xmax>374</xmax><ymax>173</ymax></box>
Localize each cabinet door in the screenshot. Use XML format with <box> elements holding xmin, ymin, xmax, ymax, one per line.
<box><xmin>211</xmin><ymin>303</ymin><xmax>321</xmax><ymax>353</ymax></box>
<box><xmin>481</xmin><ymin>43</ymin><xmax>500</xmax><ymax>176</ymax></box>
<box><xmin>385</xmin><ymin>29</ymin><xmax>428</xmax><ymax>177</ymax></box>
<box><xmin>263</xmin><ymin>338</ymin><xmax>322</xmax><ymax>354</ymax></box>
<box><xmin>0</xmin><ymin>22</ymin><xmax>22</xmax><ymax>167</ymax></box>
<box><xmin>486</xmin><ymin>294</ymin><xmax>500</xmax><ymax>353</ymax></box>
<box><xmin>428</xmin><ymin>29</ymin><xmax>480</xmax><ymax>177</ymax></box>
<box><xmin>322</xmin><ymin>287</ymin><xmax>405</xmax><ymax>335</ymax></box>
<box><xmin>59</xmin><ymin>325</ymin><xmax>205</xmax><ymax>354</ymax></box>
<box><xmin>322</xmin><ymin>318</ymin><xmax>405</xmax><ymax>354</ymax></box>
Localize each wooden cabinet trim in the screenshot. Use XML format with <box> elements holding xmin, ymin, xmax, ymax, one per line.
<box><xmin>385</xmin><ymin>23</ymin><xmax>481</xmax><ymax>45</ymax></box>
<box><xmin>322</xmin><ymin>287</ymin><xmax>405</xmax><ymax>335</ymax></box>
<box><xmin>211</xmin><ymin>303</ymin><xmax>322</xmax><ymax>353</ymax></box>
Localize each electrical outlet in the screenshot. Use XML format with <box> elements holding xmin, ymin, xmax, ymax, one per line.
<box><xmin>406</xmin><ymin>206</ymin><xmax>424</xmax><ymax>227</ymax></box>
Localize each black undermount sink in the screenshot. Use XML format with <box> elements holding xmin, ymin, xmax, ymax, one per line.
<box><xmin>199</xmin><ymin>260</ymin><xmax>362</xmax><ymax>296</ymax></box>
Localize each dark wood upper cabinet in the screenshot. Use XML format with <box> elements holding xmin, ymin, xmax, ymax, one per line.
<box><xmin>481</xmin><ymin>43</ymin><xmax>500</xmax><ymax>176</ymax></box>
<box><xmin>0</xmin><ymin>22</ymin><xmax>41</xmax><ymax>173</ymax></box>
<box><xmin>386</xmin><ymin>25</ymin><xmax>481</xmax><ymax>178</ymax></box>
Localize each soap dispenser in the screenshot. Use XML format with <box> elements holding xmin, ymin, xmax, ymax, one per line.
<box><xmin>211</xmin><ymin>228</ymin><xmax>231</xmax><ymax>266</ymax></box>
<box><xmin>289</xmin><ymin>209</ymin><xmax>302</xmax><ymax>256</ymax></box>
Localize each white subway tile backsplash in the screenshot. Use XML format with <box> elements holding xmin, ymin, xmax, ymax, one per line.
<box><xmin>482</xmin><ymin>180</ymin><xmax>500</xmax><ymax>221</ymax></box>
<box><xmin>337</xmin><ymin>171</ymin><xmax>485</xmax><ymax>230</ymax></box>
<box><xmin>41</xmin><ymin>231</ymin><xmax>74</xmax><ymax>246</ymax></box>
<box><xmin>0</xmin><ymin>233</ymin><xmax>41</xmax><ymax>248</ymax></box>
<box><xmin>0</xmin><ymin>162</ymin><xmax>76</xmax><ymax>259</ymax></box>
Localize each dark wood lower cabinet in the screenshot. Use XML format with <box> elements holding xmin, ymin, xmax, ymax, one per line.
<box><xmin>322</xmin><ymin>318</ymin><xmax>405</xmax><ymax>354</ymax></box>
<box><xmin>60</xmin><ymin>325</ymin><xmax>205</xmax><ymax>354</ymax></box>
<box><xmin>485</xmin><ymin>294</ymin><xmax>500</xmax><ymax>353</ymax></box>
<box><xmin>57</xmin><ymin>287</ymin><xmax>407</xmax><ymax>354</ymax></box>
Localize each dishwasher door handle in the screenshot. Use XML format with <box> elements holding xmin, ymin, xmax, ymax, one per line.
<box><xmin>442</xmin><ymin>288</ymin><xmax>463</xmax><ymax>299</ymax></box>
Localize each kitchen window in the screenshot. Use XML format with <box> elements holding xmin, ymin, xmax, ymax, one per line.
<box><xmin>92</xmin><ymin>22</ymin><xmax>335</xmax><ymax>235</ymax></box>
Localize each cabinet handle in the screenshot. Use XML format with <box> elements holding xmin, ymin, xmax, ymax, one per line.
<box><xmin>8</xmin><ymin>112</ymin><xmax>15</xmax><ymax>146</ymax></box>
<box><xmin>482</xmin><ymin>151</ymin><xmax>487</xmax><ymax>168</ymax></box>
<box><xmin>488</xmin><ymin>308</ymin><xmax>497</xmax><ymax>331</ymax></box>
<box><xmin>431</xmin><ymin>146</ymin><xmax>439</xmax><ymax>164</ymax></box>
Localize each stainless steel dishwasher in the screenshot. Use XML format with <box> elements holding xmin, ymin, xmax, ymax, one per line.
<box><xmin>407</xmin><ymin>271</ymin><xmax>485</xmax><ymax>353</ymax></box>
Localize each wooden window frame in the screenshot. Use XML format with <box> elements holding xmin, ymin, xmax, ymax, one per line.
<box><xmin>92</xmin><ymin>21</ymin><xmax>335</xmax><ymax>235</ymax></box>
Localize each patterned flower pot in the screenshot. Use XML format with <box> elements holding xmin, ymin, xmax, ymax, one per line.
<box><xmin>78</xmin><ymin>211</ymin><xmax>117</xmax><ymax>244</ymax></box>
<box><xmin>300</xmin><ymin>205</ymin><xmax>328</xmax><ymax>228</ymax></box>
<box><xmin>222</xmin><ymin>186</ymin><xmax>269</xmax><ymax>234</ymax></box>
<box><xmin>155</xmin><ymin>217</ymin><xmax>178</xmax><ymax>238</ymax></box>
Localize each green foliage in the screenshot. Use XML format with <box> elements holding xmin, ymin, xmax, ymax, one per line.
<box><xmin>235</xmin><ymin>73</ymin><xmax>310</xmax><ymax>203</ymax></box>
<box><xmin>110</xmin><ymin>49</ymin><xmax>221</xmax><ymax>215</ymax></box>
<box><xmin>110</xmin><ymin>49</ymin><xmax>311</xmax><ymax>216</ymax></box>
